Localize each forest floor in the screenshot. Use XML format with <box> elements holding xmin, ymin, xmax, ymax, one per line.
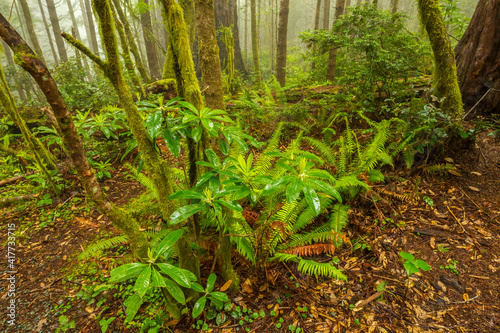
<box><xmin>1</xmin><ymin>120</ymin><xmax>500</xmax><ymax>333</ymax></box>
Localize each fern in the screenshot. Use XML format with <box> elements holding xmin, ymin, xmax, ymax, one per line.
<box><xmin>79</xmin><ymin>235</ymin><xmax>128</xmax><ymax>260</ymax></box>
<box><xmin>328</xmin><ymin>204</ymin><xmax>349</xmax><ymax>246</ymax></box>
<box><xmin>273</xmin><ymin>253</ymin><xmax>347</xmax><ymax>280</ymax></box>
<box><xmin>303</xmin><ymin>136</ymin><xmax>337</xmax><ymax>165</ymax></box>
<box><xmin>254</xmin><ymin>122</ymin><xmax>283</xmax><ymax>176</ymax></box>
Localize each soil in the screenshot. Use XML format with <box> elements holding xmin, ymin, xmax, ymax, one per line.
<box><xmin>1</xmin><ymin>130</ymin><xmax>500</xmax><ymax>333</ymax></box>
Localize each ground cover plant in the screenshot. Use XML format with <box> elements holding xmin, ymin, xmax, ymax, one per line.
<box><xmin>1</xmin><ymin>1</ymin><xmax>500</xmax><ymax>332</ymax></box>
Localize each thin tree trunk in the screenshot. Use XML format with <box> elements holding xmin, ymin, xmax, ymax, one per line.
<box><xmin>276</xmin><ymin>0</ymin><xmax>289</xmax><ymax>87</ymax></box>
<box><xmin>314</xmin><ymin>0</ymin><xmax>321</xmax><ymax>30</ymax></box>
<box><xmin>140</xmin><ymin>0</ymin><xmax>161</xmax><ymax>79</ymax></box>
<box><xmin>111</xmin><ymin>0</ymin><xmax>151</xmax><ymax>83</ymax></box>
<box><xmin>19</xmin><ymin>0</ymin><xmax>46</xmax><ymax>63</ymax></box>
<box><xmin>0</xmin><ymin>12</ymin><xmax>150</xmax><ymax>261</ymax></box>
<box><xmin>270</xmin><ymin>0</ymin><xmax>274</xmax><ymax>74</ymax></box>
<box><xmin>390</xmin><ymin>0</ymin><xmax>399</xmax><ymax>13</ymax></box>
<box><xmin>195</xmin><ymin>0</ymin><xmax>225</xmax><ymax>110</ymax></box>
<box><xmin>230</xmin><ymin>0</ymin><xmax>247</xmax><ymax>74</ymax></box>
<box><xmin>417</xmin><ymin>0</ymin><xmax>463</xmax><ymax>119</ymax></box>
<box><xmin>45</xmin><ymin>0</ymin><xmax>69</xmax><ymax>62</ymax></box>
<box><xmin>323</xmin><ymin>0</ymin><xmax>330</xmax><ymax>29</ymax></box>
<box><xmin>245</xmin><ymin>0</ymin><xmax>248</xmax><ymax>68</ymax></box>
<box><xmin>66</xmin><ymin>0</ymin><xmax>91</xmax><ymax>73</ymax></box>
<box><xmin>250</xmin><ymin>0</ymin><xmax>262</xmax><ymax>86</ymax></box>
<box><xmin>83</xmin><ymin>0</ymin><xmax>100</xmax><ymax>55</ymax></box>
<box><xmin>326</xmin><ymin>0</ymin><xmax>345</xmax><ymax>81</ymax></box>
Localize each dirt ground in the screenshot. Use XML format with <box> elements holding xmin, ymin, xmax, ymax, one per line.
<box><xmin>1</xmin><ymin>131</ymin><xmax>500</xmax><ymax>333</ymax></box>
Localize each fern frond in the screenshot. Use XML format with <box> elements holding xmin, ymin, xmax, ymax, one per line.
<box><xmin>303</xmin><ymin>136</ymin><xmax>337</xmax><ymax>165</ymax></box>
<box><xmin>278</xmin><ymin>231</ymin><xmax>342</xmax><ymax>252</ymax></box>
<box><xmin>286</xmin><ymin>243</ymin><xmax>336</xmax><ymax>256</ymax></box>
<box><xmin>328</xmin><ymin>204</ymin><xmax>349</xmax><ymax>246</ymax></box>
<box><xmin>294</xmin><ymin>196</ymin><xmax>332</xmax><ymax>231</ymax></box>
<box><xmin>79</xmin><ymin>235</ymin><xmax>128</xmax><ymax>260</ymax></box>
<box><xmin>272</xmin><ymin>253</ymin><xmax>347</xmax><ymax>280</ymax></box>
<box><xmin>254</xmin><ymin>122</ymin><xmax>284</xmax><ymax>176</ymax></box>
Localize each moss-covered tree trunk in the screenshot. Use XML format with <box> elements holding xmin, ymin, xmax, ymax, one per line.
<box><xmin>276</xmin><ymin>0</ymin><xmax>289</xmax><ymax>87</ymax></box>
<box><xmin>417</xmin><ymin>0</ymin><xmax>463</xmax><ymax>119</ymax></box>
<box><xmin>455</xmin><ymin>0</ymin><xmax>500</xmax><ymax>114</ymax></box>
<box><xmin>326</xmin><ymin>0</ymin><xmax>345</xmax><ymax>82</ymax></box>
<box><xmin>111</xmin><ymin>0</ymin><xmax>151</xmax><ymax>83</ymax></box>
<box><xmin>19</xmin><ymin>0</ymin><xmax>45</xmax><ymax>64</ymax></box>
<box><xmin>195</xmin><ymin>0</ymin><xmax>225</xmax><ymax>110</ymax></box>
<box><xmin>0</xmin><ymin>12</ymin><xmax>150</xmax><ymax>261</ymax></box>
<box><xmin>250</xmin><ymin>0</ymin><xmax>262</xmax><ymax>87</ymax></box>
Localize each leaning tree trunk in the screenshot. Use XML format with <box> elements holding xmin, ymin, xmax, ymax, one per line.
<box><xmin>417</xmin><ymin>0</ymin><xmax>463</xmax><ymax>119</ymax></box>
<box><xmin>455</xmin><ymin>0</ymin><xmax>500</xmax><ymax>114</ymax></box>
<box><xmin>45</xmin><ymin>0</ymin><xmax>69</xmax><ymax>62</ymax></box>
<box><xmin>326</xmin><ymin>0</ymin><xmax>345</xmax><ymax>81</ymax></box>
<box><xmin>19</xmin><ymin>0</ymin><xmax>46</xmax><ymax>63</ymax></box>
<box><xmin>195</xmin><ymin>0</ymin><xmax>225</xmax><ymax>110</ymax></box>
<box><xmin>276</xmin><ymin>0</ymin><xmax>289</xmax><ymax>87</ymax></box>
<box><xmin>0</xmin><ymin>12</ymin><xmax>150</xmax><ymax>261</ymax></box>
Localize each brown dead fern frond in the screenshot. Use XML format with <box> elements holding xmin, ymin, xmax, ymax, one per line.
<box><xmin>286</xmin><ymin>243</ymin><xmax>336</xmax><ymax>257</ymax></box>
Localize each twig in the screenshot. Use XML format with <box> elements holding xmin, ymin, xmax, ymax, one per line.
<box><xmin>463</xmin><ymin>88</ymin><xmax>491</xmax><ymax>119</ymax></box>
<box><xmin>446</xmin><ymin>205</ymin><xmax>467</xmax><ymax>234</ymax></box>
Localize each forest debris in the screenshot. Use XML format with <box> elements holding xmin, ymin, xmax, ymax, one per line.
<box><xmin>439</xmin><ymin>275</ymin><xmax>465</xmax><ymax>293</ymax></box>
<box><xmin>353</xmin><ymin>291</ymin><xmax>384</xmax><ymax>311</ymax></box>
<box><xmin>468</xmin><ymin>186</ymin><xmax>480</xmax><ymax>192</ymax></box>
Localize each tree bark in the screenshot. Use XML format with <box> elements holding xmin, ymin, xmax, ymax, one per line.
<box><xmin>276</xmin><ymin>0</ymin><xmax>289</xmax><ymax>87</ymax></box>
<box><xmin>82</xmin><ymin>0</ymin><xmax>100</xmax><ymax>55</ymax></box>
<box><xmin>326</xmin><ymin>0</ymin><xmax>345</xmax><ymax>81</ymax></box>
<box><xmin>323</xmin><ymin>0</ymin><xmax>330</xmax><ymax>30</ymax></box>
<box><xmin>0</xmin><ymin>12</ymin><xmax>150</xmax><ymax>261</ymax></box>
<box><xmin>250</xmin><ymin>0</ymin><xmax>262</xmax><ymax>86</ymax></box>
<box><xmin>19</xmin><ymin>0</ymin><xmax>46</xmax><ymax>63</ymax></box>
<box><xmin>45</xmin><ymin>0</ymin><xmax>69</xmax><ymax>62</ymax></box>
<box><xmin>455</xmin><ymin>0</ymin><xmax>500</xmax><ymax>114</ymax></box>
<box><xmin>417</xmin><ymin>0</ymin><xmax>463</xmax><ymax>119</ymax></box>
<box><xmin>140</xmin><ymin>0</ymin><xmax>161</xmax><ymax>79</ymax></box>
<box><xmin>195</xmin><ymin>0</ymin><xmax>225</xmax><ymax>110</ymax></box>
<box><xmin>390</xmin><ymin>0</ymin><xmax>399</xmax><ymax>14</ymax></box>
<box><xmin>66</xmin><ymin>0</ymin><xmax>91</xmax><ymax>74</ymax></box>
<box><xmin>314</xmin><ymin>0</ymin><xmax>321</xmax><ymax>30</ymax></box>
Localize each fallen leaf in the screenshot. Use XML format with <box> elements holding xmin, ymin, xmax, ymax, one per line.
<box><xmin>219</xmin><ymin>280</ymin><xmax>232</xmax><ymax>292</ymax></box>
<box><xmin>470</xmin><ymin>171</ymin><xmax>482</xmax><ymax>176</ymax></box>
<box><xmin>85</xmin><ymin>306</ymin><xmax>94</xmax><ymax>313</ymax></box>
<box><xmin>448</xmin><ymin>169</ymin><xmax>462</xmax><ymax>176</ymax></box>
<box><xmin>468</xmin><ymin>186</ymin><xmax>480</xmax><ymax>192</ymax></box>
<box><xmin>444</xmin><ymin>157</ymin><xmax>454</xmax><ymax>163</ymax></box>
<box><xmin>241</xmin><ymin>278</ymin><xmax>253</xmax><ymax>294</ymax></box>
<box><xmin>34</xmin><ymin>318</ymin><xmax>47</xmax><ymax>332</ymax></box>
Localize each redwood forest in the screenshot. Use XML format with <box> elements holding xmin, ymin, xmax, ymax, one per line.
<box><xmin>1</xmin><ymin>0</ymin><xmax>500</xmax><ymax>332</ymax></box>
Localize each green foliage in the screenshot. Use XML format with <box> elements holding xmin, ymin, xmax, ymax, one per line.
<box><xmin>400</xmin><ymin>251</ymin><xmax>431</xmax><ymax>276</ymax></box>
<box><xmin>440</xmin><ymin>0</ymin><xmax>470</xmax><ymax>42</ymax></box>
<box><xmin>89</xmin><ymin>159</ymin><xmax>114</xmax><ymax>180</ymax></box>
<box><xmin>191</xmin><ymin>273</ymin><xmax>230</xmax><ymax>319</ymax></box>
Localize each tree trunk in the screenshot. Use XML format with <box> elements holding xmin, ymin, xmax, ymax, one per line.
<box><xmin>195</xmin><ymin>0</ymin><xmax>225</xmax><ymax>110</ymax></box>
<box><xmin>19</xmin><ymin>0</ymin><xmax>46</xmax><ymax>63</ymax></box>
<box><xmin>250</xmin><ymin>0</ymin><xmax>262</xmax><ymax>86</ymax></box>
<box><xmin>45</xmin><ymin>0</ymin><xmax>69</xmax><ymax>62</ymax></box>
<box><xmin>372</xmin><ymin>0</ymin><xmax>378</xmax><ymax>8</ymax></box>
<box><xmin>323</xmin><ymin>0</ymin><xmax>330</xmax><ymax>29</ymax></box>
<box><xmin>245</xmin><ymin>0</ymin><xmax>248</xmax><ymax>68</ymax></box>
<box><xmin>417</xmin><ymin>0</ymin><xmax>463</xmax><ymax>119</ymax></box>
<box><xmin>140</xmin><ymin>0</ymin><xmax>161</xmax><ymax>79</ymax></box>
<box><xmin>314</xmin><ymin>0</ymin><xmax>321</xmax><ymax>30</ymax></box>
<box><xmin>326</xmin><ymin>0</ymin><xmax>345</xmax><ymax>81</ymax></box>
<box><xmin>270</xmin><ymin>0</ymin><xmax>274</xmax><ymax>74</ymax></box>
<box><xmin>0</xmin><ymin>12</ymin><xmax>150</xmax><ymax>261</ymax></box>
<box><xmin>66</xmin><ymin>0</ymin><xmax>91</xmax><ymax>74</ymax></box>
<box><xmin>111</xmin><ymin>0</ymin><xmax>151</xmax><ymax>83</ymax></box>
<box><xmin>83</xmin><ymin>0</ymin><xmax>100</xmax><ymax>55</ymax></box>
<box><xmin>390</xmin><ymin>0</ymin><xmax>399</xmax><ymax>14</ymax></box>
<box><xmin>276</xmin><ymin>0</ymin><xmax>289</xmax><ymax>87</ymax></box>
<box><xmin>455</xmin><ymin>0</ymin><xmax>500</xmax><ymax>114</ymax></box>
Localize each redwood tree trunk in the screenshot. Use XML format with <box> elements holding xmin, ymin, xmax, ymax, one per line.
<box><xmin>140</xmin><ymin>0</ymin><xmax>161</xmax><ymax>79</ymax></box>
<box><xmin>455</xmin><ymin>0</ymin><xmax>500</xmax><ymax>114</ymax></box>
<box><xmin>45</xmin><ymin>0</ymin><xmax>69</xmax><ymax>62</ymax></box>
<box><xmin>323</xmin><ymin>0</ymin><xmax>330</xmax><ymax>29</ymax></box>
<box><xmin>276</xmin><ymin>0</ymin><xmax>289</xmax><ymax>87</ymax></box>
<box><xmin>326</xmin><ymin>0</ymin><xmax>345</xmax><ymax>81</ymax></box>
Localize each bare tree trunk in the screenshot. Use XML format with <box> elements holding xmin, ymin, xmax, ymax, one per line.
<box><xmin>45</xmin><ymin>0</ymin><xmax>69</xmax><ymax>62</ymax></box>
<box><xmin>245</xmin><ymin>0</ymin><xmax>248</xmax><ymax>68</ymax></box>
<box><xmin>83</xmin><ymin>0</ymin><xmax>100</xmax><ymax>55</ymax></box>
<box><xmin>66</xmin><ymin>0</ymin><xmax>91</xmax><ymax>73</ymax></box>
<box><xmin>195</xmin><ymin>0</ymin><xmax>225</xmax><ymax>110</ymax></box>
<box><xmin>417</xmin><ymin>0</ymin><xmax>463</xmax><ymax>119</ymax></box>
<box><xmin>140</xmin><ymin>0</ymin><xmax>161</xmax><ymax>79</ymax></box>
<box><xmin>326</xmin><ymin>0</ymin><xmax>345</xmax><ymax>81</ymax></box>
<box><xmin>314</xmin><ymin>0</ymin><xmax>321</xmax><ymax>30</ymax></box>
<box><xmin>19</xmin><ymin>0</ymin><xmax>46</xmax><ymax>63</ymax></box>
<box><xmin>455</xmin><ymin>0</ymin><xmax>500</xmax><ymax>114</ymax></box>
<box><xmin>323</xmin><ymin>0</ymin><xmax>330</xmax><ymax>29</ymax></box>
<box><xmin>0</xmin><ymin>12</ymin><xmax>150</xmax><ymax>261</ymax></box>
<box><xmin>270</xmin><ymin>0</ymin><xmax>274</xmax><ymax>74</ymax></box>
<box><xmin>390</xmin><ymin>0</ymin><xmax>399</xmax><ymax>13</ymax></box>
<box><xmin>250</xmin><ymin>0</ymin><xmax>262</xmax><ymax>86</ymax></box>
<box><xmin>276</xmin><ymin>0</ymin><xmax>289</xmax><ymax>87</ymax></box>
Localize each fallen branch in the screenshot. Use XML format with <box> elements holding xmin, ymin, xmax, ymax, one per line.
<box><xmin>0</xmin><ymin>172</ymin><xmax>35</xmax><ymax>187</ymax></box>
<box><xmin>0</xmin><ymin>193</ymin><xmax>37</xmax><ymax>208</ymax></box>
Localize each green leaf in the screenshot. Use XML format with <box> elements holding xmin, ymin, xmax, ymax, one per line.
<box><xmin>230</xmin><ymin>185</ymin><xmax>251</xmax><ymax>200</ymax></box>
<box><xmin>209</xmin><ymin>291</ymin><xmax>229</xmax><ymax>302</ymax></box>
<box><xmin>400</xmin><ymin>251</ymin><xmax>414</xmax><ymax>261</ymax></box>
<box><xmin>196</xmin><ymin>171</ymin><xmax>216</xmax><ymax>187</ymax></box>
<box><xmin>206</xmin><ymin>273</ymin><xmax>217</xmax><ymax>292</ymax></box>
<box><xmin>182</xmin><ymin>114</ymin><xmax>198</xmax><ymax>124</ymax></box>
<box><xmin>156</xmin><ymin>263</ymin><xmax>192</xmax><ymax>288</ymax></box>
<box><xmin>168</xmin><ymin>190</ymin><xmax>205</xmax><ymax>200</ymax></box>
<box><xmin>190</xmin><ymin>282</ymin><xmax>205</xmax><ymax>293</ymax></box>
<box><xmin>415</xmin><ymin>259</ymin><xmax>431</xmax><ymax>271</ymax></box>
<box><xmin>214</xmin><ymin>200</ymin><xmax>243</xmax><ymax>212</ymax></box>
<box><xmin>205</xmin><ymin>149</ymin><xmax>220</xmax><ymax>167</ymax></box>
<box><xmin>155</xmin><ymin>229</ymin><xmax>184</xmax><ymax>258</ymax></box>
<box><xmin>367</xmin><ymin>169</ymin><xmax>385</xmax><ymax>183</ymax></box>
<box><xmin>163</xmin><ymin>128</ymin><xmax>181</xmax><ymax>158</ymax></box>
<box><xmin>286</xmin><ymin>178</ymin><xmax>302</xmax><ymax>203</ymax></box>
<box><xmin>170</xmin><ymin>204</ymin><xmax>207</xmax><ymax>225</ymax></box>
<box><xmin>151</xmin><ymin>268</ymin><xmax>167</xmax><ymax>288</ymax></box>
<box><xmin>307</xmin><ymin>178</ymin><xmax>342</xmax><ymax>202</ymax></box>
<box><xmin>109</xmin><ymin>263</ymin><xmax>148</xmax><ymax>283</ymax></box>
<box><xmin>303</xmin><ymin>185</ymin><xmax>321</xmax><ymax>215</ymax></box>
<box><xmin>146</xmin><ymin>111</ymin><xmax>163</xmax><ymax>140</ymax></box>
<box><xmin>307</xmin><ymin>169</ymin><xmax>334</xmax><ymax>181</ymax></box>
<box><xmin>178</xmin><ymin>101</ymin><xmax>199</xmax><ymax>116</ymax></box>
<box><xmin>219</xmin><ymin>139</ymin><xmax>230</xmax><ymax>155</ymax></box>
<box><xmin>262</xmin><ymin>176</ymin><xmax>294</xmax><ymax>196</ymax></box>
<box><xmin>134</xmin><ymin>265</ymin><xmax>151</xmax><ymax>298</ymax></box>
<box><xmin>201</xmin><ymin>118</ymin><xmax>215</xmax><ymax>134</ymax></box>
<box><xmin>192</xmin><ymin>295</ymin><xmax>207</xmax><ymax>318</ymax></box>
<box><xmin>164</xmin><ymin>278</ymin><xmax>186</xmax><ymax>304</ymax></box>
<box><xmin>124</xmin><ymin>293</ymin><xmax>144</xmax><ymax>322</ymax></box>
<box><xmin>232</xmin><ymin>135</ymin><xmax>248</xmax><ymax>153</ymax></box>
<box><xmin>191</xmin><ymin>126</ymin><xmax>202</xmax><ymax>142</ymax></box>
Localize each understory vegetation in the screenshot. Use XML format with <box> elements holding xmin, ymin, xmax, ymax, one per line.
<box><xmin>1</xmin><ymin>2</ymin><xmax>497</xmax><ymax>332</ymax></box>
